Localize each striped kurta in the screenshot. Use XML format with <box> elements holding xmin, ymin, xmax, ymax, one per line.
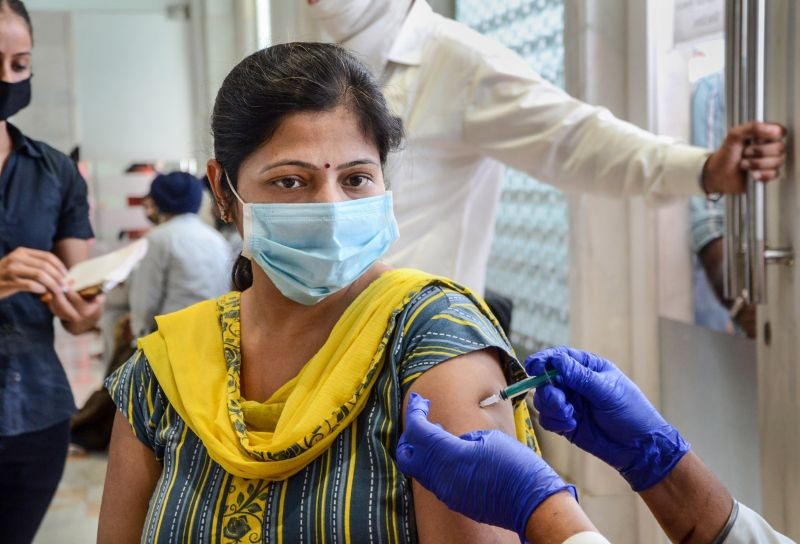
<box><xmin>107</xmin><ymin>285</ymin><xmax>537</xmax><ymax>543</ymax></box>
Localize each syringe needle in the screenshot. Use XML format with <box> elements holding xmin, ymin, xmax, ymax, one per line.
<box><xmin>479</xmin><ymin>394</ymin><xmax>501</xmax><ymax>408</ymax></box>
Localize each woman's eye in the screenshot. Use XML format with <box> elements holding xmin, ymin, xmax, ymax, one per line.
<box><xmin>12</xmin><ymin>64</ymin><xmax>28</xmax><ymax>73</ymax></box>
<box><xmin>273</xmin><ymin>177</ymin><xmax>302</xmax><ymax>189</ymax></box>
<box><xmin>345</xmin><ymin>175</ymin><xmax>371</xmax><ymax>188</ymax></box>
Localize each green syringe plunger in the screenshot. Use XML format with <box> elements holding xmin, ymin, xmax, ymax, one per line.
<box><xmin>479</xmin><ymin>368</ymin><xmax>559</xmax><ymax>408</ymax></box>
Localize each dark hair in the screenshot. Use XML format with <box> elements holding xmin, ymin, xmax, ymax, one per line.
<box><xmin>125</xmin><ymin>162</ymin><xmax>157</xmax><ymax>173</ymax></box>
<box><xmin>211</xmin><ymin>42</ymin><xmax>403</xmax><ymax>291</ymax></box>
<box><xmin>1</xmin><ymin>1</ymin><xmax>32</xmax><ymax>40</ymax></box>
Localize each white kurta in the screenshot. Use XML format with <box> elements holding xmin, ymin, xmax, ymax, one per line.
<box><xmin>561</xmin><ymin>531</ymin><xmax>611</xmax><ymax>544</ymax></box>
<box><xmin>375</xmin><ymin>0</ymin><xmax>709</xmax><ymax>292</ymax></box>
<box><xmin>555</xmin><ymin>502</ymin><xmax>795</xmax><ymax>543</ymax></box>
<box><xmin>556</xmin><ymin>501</ymin><xmax>796</xmax><ymax>544</ymax></box>
<box><xmin>128</xmin><ymin>214</ymin><xmax>232</xmax><ymax>338</ymax></box>
<box><xmin>724</xmin><ymin>503</ymin><xmax>796</xmax><ymax>544</ymax></box>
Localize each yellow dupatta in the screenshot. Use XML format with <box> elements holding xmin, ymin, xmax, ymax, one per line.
<box><xmin>138</xmin><ymin>268</ymin><xmax>535</xmax><ymax>481</ymax></box>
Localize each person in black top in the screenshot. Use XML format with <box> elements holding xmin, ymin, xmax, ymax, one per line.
<box><xmin>0</xmin><ymin>2</ymin><xmax>104</xmax><ymax>542</ymax></box>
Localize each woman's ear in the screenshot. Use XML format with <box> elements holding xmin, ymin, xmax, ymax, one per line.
<box><xmin>207</xmin><ymin>159</ymin><xmax>233</xmax><ymax>219</ymax></box>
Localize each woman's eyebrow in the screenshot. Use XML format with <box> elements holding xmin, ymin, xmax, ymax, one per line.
<box><xmin>337</xmin><ymin>159</ymin><xmax>379</xmax><ymax>170</ymax></box>
<box><xmin>259</xmin><ymin>160</ymin><xmax>319</xmax><ymax>174</ymax></box>
<box><xmin>259</xmin><ymin>158</ymin><xmax>379</xmax><ymax>174</ymax></box>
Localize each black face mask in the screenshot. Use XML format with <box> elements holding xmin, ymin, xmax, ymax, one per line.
<box><xmin>0</xmin><ymin>77</ymin><xmax>31</xmax><ymax>121</ymax></box>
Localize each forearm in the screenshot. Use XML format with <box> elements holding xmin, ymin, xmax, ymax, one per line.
<box><xmin>465</xmin><ymin>79</ymin><xmax>708</xmax><ymax>201</ymax></box>
<box><xmin>524</xmin><ymin>491</ymin><xmax>598</xmax><ymax>544</ymax></box>
<box><xmin>640</xmin><ymin>451</ymin><xmax>732</xmax><ymax>543</ymax></box>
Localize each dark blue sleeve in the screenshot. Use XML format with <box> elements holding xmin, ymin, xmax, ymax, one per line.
<box><xmin>396</xmin><ymin>286</ymin><xmax>526</xmax><ymax>400</ymax></box>
<box><xmin>55</xmin><ymin>159</ymin><xmax>93</xmax><ymax>241</ymax></box>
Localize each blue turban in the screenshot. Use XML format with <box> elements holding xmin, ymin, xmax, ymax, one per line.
<box><xmin>149</xmin><ymin>171</ymin><xmax>203</xmax><ymax>215</ymax></box>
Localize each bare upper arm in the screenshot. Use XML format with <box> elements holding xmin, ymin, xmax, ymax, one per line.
<box><xmin>98</xmin><ymin>411</ymin><xmax>162</xmax><ymax>544</ymax></box>
<box><xmin>53</xmin><ymin>238</ymin><xmax>89</xmax><ymax>268</ymax></box>
<box><xmin>404</xmin><ymin>347</ymin><xmax>520</xmax><ymax>543</ymax></box>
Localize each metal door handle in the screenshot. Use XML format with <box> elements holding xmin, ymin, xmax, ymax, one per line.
<box><xmin>724</xmin><ymin>0</ymin><xmax>745</xmax><ymax>301</ymax></box>
<box><xmin>724</xmin><ymin>0</ymin><xmax>793</xmax><ymax>305</ymax></box>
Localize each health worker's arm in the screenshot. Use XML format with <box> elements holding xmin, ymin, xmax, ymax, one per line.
<box><xmin>404</xmin><ymin>347</ymin><xmax>593</xmax><ymax>543</ymax></box>
<box><xmin>528</xmin><ymin>347</ymin><xmax>794</xmax><ymax>544</ymax></box>
<box><xmin>457</xmin><ymin>32</ymin><xmax>783</xmax><ymax>202</ymax></box>
<box><xmin>638</xmin><ymin>450</ymin><xmax>733</xmax><ymax>543</ymax></box>
<box><xmin>98</xmin><ymin>411</ymin><xmax>161</xmax><ymax>543</ymax></box>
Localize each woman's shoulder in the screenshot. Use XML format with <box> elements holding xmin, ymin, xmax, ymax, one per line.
<box><xmin>105</xmin><ymin>349</ymin><xmax>161</xmax><ymax>401</ymax></box>
<box><xmin>403</xmin><ymin>282</ymin><xmax>492</xmax><ymax>325</ymax></box>
<box><xmin>398</xmin><ymin>282</ymin><xmax>510</xmax><ymax>355</ymax></box>
<box><xmin>404</xmin><ymin>283</ymin><xmax>472</xmax><ymax>318</ymax></box>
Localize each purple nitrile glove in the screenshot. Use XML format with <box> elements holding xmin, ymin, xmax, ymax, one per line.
<box><xmin>525</xmin><ymin>347</ymin><xmax>691</xmax><ymax>491</ymax></box>
<box><xmin>396</xmin><ymin>392</ymin><xmax>577</xmax><ymax>541</ymax></box>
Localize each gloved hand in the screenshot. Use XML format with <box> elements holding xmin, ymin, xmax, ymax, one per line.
<box><xmin>525</xmin><ymin>347</ymin><xmax>691</xmax><ymax>491</ymax></box>
<box><xmin>396</xmin><ymin>392</ymin><xmax>576</xmax><ymax>541</ymax></box>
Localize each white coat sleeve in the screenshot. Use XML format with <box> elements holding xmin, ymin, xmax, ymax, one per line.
<box><xmin>128</xmin><ymin>233</ymin><xmax>169</xmax><ymax>338</ymax></box>
<box><xmin>723</xmin><ymin>502</ymin><xmax>796</xmax><ymax>544</ymax></box>
<box><xmin>460</xmin><ymin>34</ymin><xmax>709</xmax><ymax>204</ymax></box>
<box><xmin>561</xmin><ymin>531</ymin><xmax>612</xmax><ymax>544</ymax></box>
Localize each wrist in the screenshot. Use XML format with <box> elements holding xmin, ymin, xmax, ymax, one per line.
<box><xmin>620</xmin><ymin>427</ymin><xmax>691</xmax><ymax>492</ymax></box>
<box><xmin>516</xmin><ymin>483</ymin><xmax>577</xmax><ymax>540</ymax></box>
<box><xmin>524</xmin><ymin>490</ymin><xmax>595</xmax><ymax>544</ymax></box>
<box><xmin>61</xmin><ymin>316</ymin><xmax>98</xmax><ymax>335</ymax></box>
<box><xmin>640</xmin><ymin>452</ymin><xmax>732</xmax><ymax>543</ymax></box>
<box><xmin>701</xmin><ymin>155</ymin><xmax>723</xmax><ymax>200</ymax></box>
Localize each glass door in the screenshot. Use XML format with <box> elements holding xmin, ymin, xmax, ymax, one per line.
<box><xmin>650</xmin><ymin>0</ymin><xmax>763</xmax><ymax>512</ymax></box>
<box><xmin>456</xmin><ymin>0</ymin><xmax>570</xmax><ymax>353</ymax></box>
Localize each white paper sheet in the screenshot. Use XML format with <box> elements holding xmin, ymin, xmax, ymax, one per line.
<box><xmin>67</xmin><ymin>238</ymin><xmax>149</xmax><ymax>293</ymax></box>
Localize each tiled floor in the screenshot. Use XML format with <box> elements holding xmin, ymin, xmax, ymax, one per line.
<box><xmin>34</xmin><ymin>323</ymin><xmax>108</xmax><ymax>544</ymax></box>
<box><xmin>33</xmin><ymin>453</ymin><xmax>107</xmax><ymax>544</ymax></box>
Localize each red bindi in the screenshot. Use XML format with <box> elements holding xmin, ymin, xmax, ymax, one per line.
<box><xmin>324</xmin><ymin>163</ymin><xmax>331</xmax><ymax>169</ymax></box>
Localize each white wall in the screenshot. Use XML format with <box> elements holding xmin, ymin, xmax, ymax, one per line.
<box><xmin>12</xmin><ymin>11</ymin><xmax>76</xmax><ymax>154</ymax></box>
<box><xmin>71</xmin><ymin>11</ymin><xmax>195</xmax><ymax>162</ymax></box>
<box><xmin>18</xmin><ymin>0</ymin><xmax>251</xmax><ymax>164</ymax></box>
<box><xmin>13</xmin><ymin>1</ymin><xmax>254</xmax><ymax>249</ymax></box>
<box><xmin>17</xmin><ymin>4</ymin><xmax>198</xmax><ymax>164</ymax></box>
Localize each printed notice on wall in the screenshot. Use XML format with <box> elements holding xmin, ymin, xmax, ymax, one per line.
<box><xmin>674</xmin><ymin>0</ymin><xmax>724</xmax><ymax>46</ymax></box>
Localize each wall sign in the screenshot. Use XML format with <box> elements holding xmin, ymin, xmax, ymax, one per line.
<box><xmin>674</xmin><ymin>0</ymin><xmax>724</xmax><ymax>46</ymax></box>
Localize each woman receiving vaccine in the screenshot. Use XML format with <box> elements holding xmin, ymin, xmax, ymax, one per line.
<box><xmin>98</xmin><ymin>42</ymin><xmax>543</xmax><ymax>543</ymax></box>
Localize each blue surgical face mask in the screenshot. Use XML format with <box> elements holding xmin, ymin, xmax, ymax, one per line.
<box><xmin>225</xmin><ymin>173</ymin><xmax>399</xmax><ymax>305</ymax></box>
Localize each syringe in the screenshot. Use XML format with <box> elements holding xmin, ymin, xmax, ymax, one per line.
<box><xmin>479</xmin><ymin>369</ymin><xmax>559</xmax><ymax>408</ymax></box>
